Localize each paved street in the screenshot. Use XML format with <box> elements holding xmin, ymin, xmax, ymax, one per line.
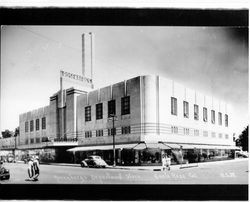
<box><xmin>0</xmin><ymin>159</ymin><xmax>248</xmax><ymax>184</ymax></box>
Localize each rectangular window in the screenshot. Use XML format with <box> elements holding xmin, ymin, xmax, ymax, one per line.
<box><xmin>85</xmin><ymin>131</ymin><xmax>92</xmax><ymax>138</ymax></box>
<box><xmin>96</xmin><ymin>130</ymin><xmax>103</xmax><ymax>137</ymax></box>
<box><xmin>225</xmin><ymin>114</ymin><xmax>228</xmax><ymax>127</ymax></box>
<box><xmin>36</xmin><ymin>137</ymin><xmax>40</xmax><ymax>143</ymax></box>
<box><xmin>25</xmin><ymin>138</ymin><xmax>29</xmax><ymax>145</ymax></box>
<box><xmin>108</xmin><ymin>128</ymin><xmax>116</xmax><ymax>136</ymax></box>
<box><xmin>96</xmin><ymin>103</ymin><xmax>103</xmax><ymax>120</ymax></box>
<box><xmin>25</xmin><ymin>121</ymin><xmax>29</xmax><ymax>132</ymax></box>
<box><xmin>42</xmin><ymin>117</ymin><xmax>46</xmax><ymax>129</ymax></box>
<box><xmin>108</xmin><ymin>100</ymin><xmax>116</xmax><ymax>118</ymax></box>
<box><xmin>194</xmin><ymin>129</ymin><xmax>199</xmax><ymax>136</ymax></box>
<box><xmin>211</xmin><ymin>132</ymin><xmax>216</xmax><ymax>138</ymax></box>
<box><xmin>218</xmin><ymin>112</ymin><xmax>222</xmax><ymax>125</ymax></box>
<box><xmin>30</xmin><ymin>138</ymin><xmax>34</xmax><ymax>144</ymax></box>
<box><xmin>203</xmin><ymin>107</ymin><xmax>208</xmax><ymax>122</ymax></box>
<box><xmin>85</xmin><ymin>106</ymin><xmax>91</xmax><ymax>122</ymax></box>
<box><xmin>171</xmin><ymin>97</ymin><xmax>177</xmax><ymax>115</ymax></box>
<box><xmin>225</xmin><ymin>134</ymin><xmax>229</xmax><ymax>139</ymax></box>
<box><xmin>184</xmin><ymin>128</ymin><xmax>190</xmax><ymax>135</ymax></box>
<box><xmin>211</xmin><ymin>110</ymin><xmax>215</xmax><ymax>124</ymax></box>
<box><xmin>183</xmin><ymin>101</ymin><xmax>189</xmax><ymax>118</ymax></box>
<box><xmin>171</xmin><ymin>126</ymin><xmax>178</xmax><ymax>134</ymax></box>
<box><xmin>36</xmin><ymin>119</ymin><xmax>39</xmax><ymax>131</ymax></box>
<box><xmin>30</xmin><ymin>120</ymin><xmax>34</xmax><ymax>132</ymax></box>
<box><xmin>121</xmin><ymin>96</ymin><xmax>130</xmax><ymax>115</ymax></box>
<box><xmin>203</xmin><ymin>131</ymin><xmax>208</xmax><ymax>137</ymax></box>
<box><xmin>122</xmin><ymin>126</ymin><xmax>131</xmax><ymax>134</ymax></box>
<box><xmin>194</xmin><ymin>104</ymin><xmax>199</xmax><ymax>120</ymax></box>
<box><xmin>219</xmin><ymin>133</ymin><xmax>223</xmax><ymax>138</ymax></box>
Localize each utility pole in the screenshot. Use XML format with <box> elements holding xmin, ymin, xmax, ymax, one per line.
<box><xmin>109</xmin><ymin>114</ymin><xmax>117</xmax><ymax>167</ymax></box>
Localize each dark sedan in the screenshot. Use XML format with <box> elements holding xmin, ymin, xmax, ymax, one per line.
<box><xmin>81</xmin><ymin>155</ymin><xmax>108</xmax><ymax>168</ymax></box>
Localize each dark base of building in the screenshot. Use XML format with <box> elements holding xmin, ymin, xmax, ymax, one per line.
<box><xmin>1</xmin><ymin>147</ymin><xmax>237</xmax><ymax>166</ymax></box>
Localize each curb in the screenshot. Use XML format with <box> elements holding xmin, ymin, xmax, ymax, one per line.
<box><xmin>39</xmin><ymin>158</ymin><xmax>248</xmax><ymax>171</ymax></box>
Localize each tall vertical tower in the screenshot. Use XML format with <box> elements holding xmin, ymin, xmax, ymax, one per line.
<box><xmin>82</xmin><ymin>32</ymin><xmax>94</xmax><ymax>81</ymax></box>
<box><xmin>56</xmin><ymin>33</ymin><xmax>94</xmax><ymax>140</ymax></box>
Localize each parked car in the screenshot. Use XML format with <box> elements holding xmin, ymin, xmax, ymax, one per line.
<box><xmin>236</xmin><ymin>151</ymin><xmax>249</xmax><ymax>158</ymax></box>
<box><xmin>0</xmin><ymin>161</ymin><xmax>10</xmax><ymax>180</ymax></box>
<box><xmin>81</xmin><ymin>155</ymin><xmax>107</xmax><ymax>168</ymax></box>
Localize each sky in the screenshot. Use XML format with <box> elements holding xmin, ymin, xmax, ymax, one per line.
<box><xmin>1</xmin><ymin>26</ymin><xmax>248</xmax><ymax>136</ymax></box>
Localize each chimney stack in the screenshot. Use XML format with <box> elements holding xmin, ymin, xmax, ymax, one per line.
<box><xmin>82</xmin><ymin>32</ymin><xmax>94</xmax><ymax>80</ymax></box>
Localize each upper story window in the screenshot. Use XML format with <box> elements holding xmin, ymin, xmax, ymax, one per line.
<box><xmin>108</xmin><ymin>100</ymin><xmax>116</xmax><ymax>118</ymax></box>
<box><xmin>85</xmin><ymin>131</ymin><xmax>92</xmax><ymax>138</ymax></box>
<box><xmin>122</xmin><ymin>126</ymin><xmax>131</xmax><ymax>134</ymax></box>
<box><xmin>203</xmin><ymin>107</ymin><xmax>208</xmax><ymax>122</ymax></box>
<box><xmin>30</xmin><ymin>120</ymin><xmax>34</xmax><ymax>132</ymax></box>
<box><xmin>96</xmin><ymin>103</ymin><xmax>103</xmax><ymax>120</ymax></box>
<box><xmin>225</xmin><ymin>134</ymin><xmax>229</xmax><ymax>139</ymax></box>
<box><xmin>42</xmin><ymin>117</ymin><xmax>46</xmax><ymax>129</ymax></box>
<box><xmin>218</xmin><ymin>112</ymin><xmax>222</xmax><ymax>125</ymax></box>
<box><xmin>121</xmin><ymin>96</ymin><xmax>130</xmax><ymax>115</ymax></box>
<box><xmin>194</xmin><ymin>129</ymin><xmax>199</xmax><ymax>136</ymax></box>
<box><xmin>211</xmin><ymin>132</ymin><xmax>216</xmax><ymax>138</ymax></box>
<box><xmin>194</xmin><ymin>104</ymin><xmax>199</xmax><ymax>120</ymax></box>
<box><xmin>211</xmin><ymin>110</ymin><xmax>215</xmax><ymax>124</ymax></box>
<box><xmin>184</xmin><ymin>128</ymin><xmax>190</xmax><ymax>135</ymax></box>
<box><xmin>36</xmin><ymin>137</ymin><xmax>40</xmax><ymax>143</ymax></box>
<box><xmin>96</xmin><ymin>130</ymin><xmax>103</xmax><ymax>137</ymax></box>
<box><xmin>85</xmin><ymin>106</ymin><xmax>91</xmax><ymax>122</ymax></box>
<box><xmin>225</xmin><ymin>114</ymin><xmax>228</xmax><ymax>127</ymax></box>
<box><xmin>36</xmin><ymin>119</ymin><xmax>39</xmax><ymax>131</ymax></box>
<box><xmin>171</xmin><ymin>97</ymin><xmax>177</xmax><ymax>115</ymax></box>
<box><xmin>171</xmin><ymin>126</ymin><xmax>178</xmax><ymax>134</ymax></box>
<box><xmin>203</xmin><ymin>131</ymin><xmax>208</xmax><ymax>137</ymax></box>
<box><xmin>25</xmin><ymin>121</ymin><xmax>29</xmax><ymax>132</ymax></box>
<box><xmin>108</xmin><ymin>128</ymin><xmax>116</xmax><ymax>136</ymax></box>
<box><xmin>183</xmin><ymin>101</ymin><xmax>189</xmax><ymax>118</ymax></box>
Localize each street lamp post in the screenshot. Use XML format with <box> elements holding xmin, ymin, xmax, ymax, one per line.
<box><xmin>109</xmin><ymin>114</ymin><xmax>117</xmax><ymax>167</ymax></box>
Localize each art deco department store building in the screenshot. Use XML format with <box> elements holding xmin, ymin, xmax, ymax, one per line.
<box><xmin>13</xmin><ymin>74</ymin><xmax>237</xmax><ymax>165</ymax></box>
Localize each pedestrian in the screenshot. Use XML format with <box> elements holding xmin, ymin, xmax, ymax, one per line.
<box><xmin>162</xmin><ymin>154</ymin><xmax>167</xmax><ymax>171</ymax></box>
<box><xmin>0</xmin><ymin>161</ymin><xmax>4</xmax><ymax>173</ymax></box>
<box><xmin>27</xmin><ymin>157</ymin><xmax>34</xmax><ymax>180</ymax></box>
<box><xmin>166</xmin><ymin>153</ymin><xmax>171</xmax><ymax>171</ymax></box>
<box><xmin>32</xmin><ymin>156</ymin><xmax>40</xmax><ymax>181</ymax></box>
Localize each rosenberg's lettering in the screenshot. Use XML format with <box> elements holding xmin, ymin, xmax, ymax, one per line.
<box><xmin>60</xmin><ymin>70</ymin><xmax>92</xmax><ymax>84</ymax></box>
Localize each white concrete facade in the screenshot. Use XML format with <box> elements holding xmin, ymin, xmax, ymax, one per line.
<box><xmin>7</xmin><ymin>75</ymin><xmax>233</xmax><ymax>153</ymax></box>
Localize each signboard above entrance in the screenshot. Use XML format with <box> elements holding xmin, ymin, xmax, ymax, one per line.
<box><xmin>60</xmin><ymin>70</ymin><xmax>94</xmax><ymax>90</ymax></box>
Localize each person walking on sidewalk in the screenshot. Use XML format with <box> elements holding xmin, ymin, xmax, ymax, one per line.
<box><xmin>27</xmin><ymin>157</ymin><xmax>34</xmax><ymax>180</ymax></box>
<box><xmin>166</xmin><ymin>153</ymin><xmax>171</xmax><ymax>171</ymax></box>
<box><xmin>162</xmin><ymin>154</ymin><xmax>167</xmax><ymax>171</ymax></box>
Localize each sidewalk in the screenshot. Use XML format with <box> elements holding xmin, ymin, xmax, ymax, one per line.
<box><xmin>40</xmin><ymin>158</ymin><xmax>248</xmax><ymax>171</ymax></box>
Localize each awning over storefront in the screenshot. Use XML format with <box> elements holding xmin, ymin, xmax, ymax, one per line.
<box><xmin>132</xmin><ymin>142</ymin><xmax>171</xmax><ymax>150</ymax></box>
<box><xmin>67</xmin><ymin>143</ymin><xmax>138</xmax><ymax>152</ymax></box>
<box><xmin>67</xmin><ymin>142</ymin><xmax>240</xmax><ymax>152</ymax></box>
<box><xmin>174</xmin><ymin>143</ymin><xmax>240</xmax><ymax>150</ymax></box>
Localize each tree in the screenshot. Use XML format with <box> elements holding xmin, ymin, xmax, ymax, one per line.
<box><xmin>236</xmin><ymin>126</ymin><xmax>248</xmax><ymax>151</ymax></box>
<box><xmin>1</xmin><ymin>130</ymin><xmax>14</xmax><ymax>138</ymax></box>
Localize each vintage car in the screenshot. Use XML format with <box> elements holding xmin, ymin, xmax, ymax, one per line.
<box><xmin>0</xmin><ymin>162</ymin><xmax>10</xmax><ymax>180</ymax></box>
<box><xmin>80</xmin><ymin>155</ymin><xmax>107</xmax><ymax>168</ymax></box>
